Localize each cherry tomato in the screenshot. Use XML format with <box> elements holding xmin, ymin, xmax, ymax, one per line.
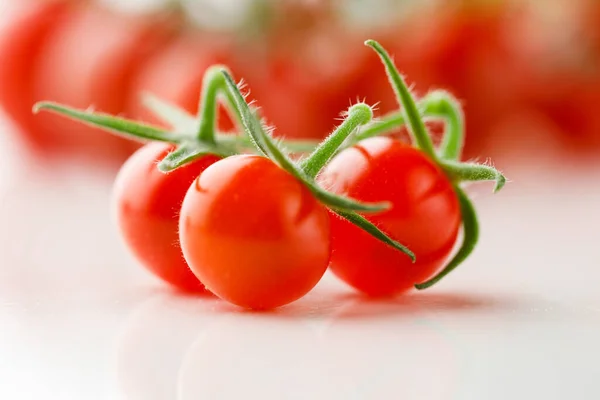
<box><xmin>0</xmin><ymin>0</ymin><xmax>71</xmax><ymax>150</ymax></box>
<box><xmin>127</xmin><ymin>32</ymin><xmax>236</xmax><ymax>131</ymax></box>
<box><xmin>113</xmin><ymin>142</ymin><xmax>220</xmax><ymax>292</ymax></box>
<box><xmin>31</xmin><ymin>4</ymin><xmax>174</xmax><ymax>161</ymax></box>
<box><xmin>179</xmin><ymin>155</ymin><xmax>331</xmax><ymax>309</ymax></box>
<box><xmin>319</xmin><ymin>137</ymin><xmax>461</xmax><ymax>297</ymax></box>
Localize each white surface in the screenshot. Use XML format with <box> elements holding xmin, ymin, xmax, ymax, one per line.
<box><xmin>0</xmin><ymin>126</ymin><xmax>599</xmax><ymax>400</ymax></box>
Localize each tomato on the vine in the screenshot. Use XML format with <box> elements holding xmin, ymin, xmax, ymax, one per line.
<box><xmin>113</xmin><ymin>142</ymin><xmax>220</xmax><ymax>293</ymax></box>
<box><xmin>179</xmin><ymin>155</ymin><xmax>331</xmax><ymax>309</ymax></box>
<box><xmin>31</xmin><ymin>4</ymin><xmax>175</xmax><ymax>161</ymax></box>
<box><xmin>319</xmin><ymin>137</ymin><xmax>461</xmax><ymax>297</ymax></box>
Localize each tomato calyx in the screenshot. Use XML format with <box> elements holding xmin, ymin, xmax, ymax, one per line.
<box><xmin>221</xmin><ymin>69</ymin><xmax>416</xmax><ymax>262</ymax></box>
<box><xmin>365</xmin><ymin>39</ymin><xmax>506</xmax><ymax>290</ymax></box>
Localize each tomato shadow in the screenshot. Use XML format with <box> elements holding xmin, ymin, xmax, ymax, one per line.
<box><xmin>324</xmin><ymin>291</ymin><xmax>520</xmax><ymax>320</ymax></box>
<box><xmin>213</xmin><ymin>288</ymin><xmax>523</xmax><ymax>321</ymax></box>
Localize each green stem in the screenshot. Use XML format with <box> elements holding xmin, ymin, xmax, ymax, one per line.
<box><xmin>32</xmin><ymin>102</ymin><xmax>186</xmax><ymax>143</ymax></box>
<box><xmin>365</xmin><ymin>39</ymin><xmax>437</xmax><ymax>160</ymax></box>
<box><xmin>221</xmin><ymin>68</ymin><xmax>414</xmax><ymax>260</ymax></box>
<box><xmin>426</xmin><ymin>90</ymin><xmax>464</xmax><ymax>160</ymax></box>
<box><xmin>353</xmin><ymin>112</ymin><xmax>405</xmax><ymax>142</ymax></box>
<box><xmin>300</xmin><ymin>103</ymin><xmax>373</xmax><ymax>179</ymax></box>
<box><xmin>415</xmin><ymin>186</ymin><xmax>478</xmax><ymax>290</ymax></box>
<box><xmin>441</xmin><ymin>160</ymin><xmax>506</xmax><ymax>193</ymax></box>
<box><xmin>197</xmin><ymin>66</ymin><xmax>225</xmax><ymax>143</ymax></box>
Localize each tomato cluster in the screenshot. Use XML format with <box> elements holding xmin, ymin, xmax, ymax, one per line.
<box><xmin>33</xmin><ymin>40</ymin><xmax>504</xmax><ymax>310</ymax></box>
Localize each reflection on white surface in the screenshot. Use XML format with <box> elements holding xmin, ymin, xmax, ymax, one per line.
<box><xmin>0</xmin><ymin>123</ymin><xmax>600</xmax><ymax>399</ymax></box>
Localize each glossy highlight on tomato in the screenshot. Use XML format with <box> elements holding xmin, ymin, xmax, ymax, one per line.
<box><xmin>113</xmin><ymin>142</ymin><xmax>220</xmax><ymax>292</ymax></box>
<box><xmin>179</xmin><ymin>155</ymin><xmax>331</xmax><ymax>309</ymax></box>
<box><xmin>319</xmin><ymin>137</ymin><xmax>461</xmax><ymax>296</ymax></box>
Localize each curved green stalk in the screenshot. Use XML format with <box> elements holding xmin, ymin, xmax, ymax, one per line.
<box><xmin>32</xmin><ymin>102</ymin><xmax>186</xmax><ymax>143</ymax></box>
<box><xmin>350</xmin><ymin>90</ymin><xmax>464</xmax><ymax>161</ymax></box>
<box><xmin>365</xmin><ymin>40</ymin><xmax>437</xmax><ymax>160</ymax></box>
<box><xmin>425</xmin><ymin>90</ymin><xmax>464</xmax><ymax>160</ymax></box>
<box><xmin>441</xmin><ymin>160</ymin><xmax>506</xmax><ymax>193</ymax></box>
<box><xmin>221</xmin><ymin>69</ymin><xmax>388</xmax><ymax>213</ymax></box>
<box><xmin>415</xmin><ymin>186</ymin><xmax>478</xmax><ymax>290</ymax></box>
<box><xmin>300</xmin><ymin>103</ymin><xmax>373</xmax><ymax>179</ymax></box>
<box><xmin>197</xmin><ymin>66</ymin><xmax>229</xmax><ymax>143</ymax></box>
<box><xmin>221</xmin><ymin>68</ymin><xmax>414</xmax><ymax>260</ymax></box>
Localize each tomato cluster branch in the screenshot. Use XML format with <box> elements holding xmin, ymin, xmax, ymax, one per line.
<box><xmin>221</xmin><ymin>70</ymin><xmax>416</xmax><ymax>261</ymax></box>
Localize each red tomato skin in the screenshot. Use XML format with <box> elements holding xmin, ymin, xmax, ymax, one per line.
<box><xmin>319</xmin><ymin>137</ymin><xmax>461</xmax><ymax>297</ymax></box>
<box><xmin>31</xmin><ymin>5</ymin><xmax>174</xmax><ymax>161</ymax></box>
<box><xmin>0</xmin><ymin>0</ymin><xmax>72</xmax><ymax>149</ymax></box>
<box><xmin>127</xmin><ymin>33</ymin><xmax>235</xmax><ymax>131</ymax></box>
<box><xmin>179</xmin><ymin>155</ymin><xmax>331</xmax><ymax>309</ymax></box>
<box><xmin>113</xmin><ymin>142</ymin><xmax>220</xmax><ymax>293</ymax></box>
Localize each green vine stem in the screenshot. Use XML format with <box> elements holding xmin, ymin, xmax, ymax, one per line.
<box><xmin>196</xmin><ymin>65</ymin><xmax>241</xmax><ymax>142</ymax></box>
<box><xmin>429</xmin><ymin>90</ymin><xmax>464</xmax><ymax>160</ymax></box>
<box><xmin>441</xmin><ymin>160</ymin><xmax>506</xmax><ymax>193</ymax></box>
<box><xmin>300</xmin><ymin>103</ymin><xmax>373</xmax><ymax>179</ymax></box>
<box><xmin>32</xmin><ymin>102</ymin><xmax>187</xmax><ymax>143</ymax></box>
<box><xmin>351</xmin><ymin>89</ymin><xmax>464</xmax><ymax>161</ymax></box>
<box><xmin>221</xmin><ymin>69</ymin><xmax>415</xmax><ymax>261</ymax></box>
<box><xmin>365</xmin><ymin>40</ymin><xmax>437</xmax><ymax>160</ymax></box>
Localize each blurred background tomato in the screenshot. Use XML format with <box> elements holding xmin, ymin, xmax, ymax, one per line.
<box><xmin>0</xmin><ymin>0</ymin><xmax>599</xmax><ymax>167</ymax></box>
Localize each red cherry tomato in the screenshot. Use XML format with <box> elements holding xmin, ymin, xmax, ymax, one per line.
<box><xmin>127</xmin><ymin>32</ymin><xmax>235</xmax><ymax>131</ymax></box>
<box><xmin>179</xmin><ymin>155</ymin><xmax>331</xmax><ymax>309</ymax></box>
<box><xmin>31</xmin><ymin>4</ymin><xmax>174</xmax><ymax>161</ymax></box>
<box><xmin>319</xmin><ymin>137</ymin><xmax>461</xmax><ymax>297</ymax></box>
<box><xmin>0</xmin><ymin>0</ymin><xmax>71</xmax><ymax>150</ymax></box>
<box><xmin>113</xmin><ymin>142</ymin><xmax>220</xmax><ymax>292</ymax></box>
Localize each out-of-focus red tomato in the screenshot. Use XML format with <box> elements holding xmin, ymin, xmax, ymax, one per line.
<box><xmin>498</xmin><ymin>0</ymin><xmax>600</xmax><ymax>155</ymax></box>
<box><xmin>243</xmin><ymin>28</ymin><xmax>397</xmax><ymax>140</ymax></box>
<box><xmin>31</xmin><ymin>4</ymin><xmax>176</xmax><ymax>162</ymax></box>
<box><xmin>0</xmin><ymin>0</ymin><xmax>72</xmax><ymax>150</ymax></box>
<box><xmin>127</xmin><ymin>32</ymin><xmax>235</xmax><ymax>132</ymax></box>
<box><xmin>374</xmin><ymin>3</ymin><xmax>520</xmax><ymax>159</ymax></box>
